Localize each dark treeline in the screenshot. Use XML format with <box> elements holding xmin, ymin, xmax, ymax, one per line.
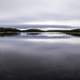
<box><xmin>0</xmin><ymin>27</ymin><xmax>80</xmax><ymax>36</ymax></box>
<box><xmin>22</xmin><ymin>29</ymin><xmax>45</xmax><ymax>32</ymax></box>
<box><xmin>0</xmin><ymin>27</ymin><xmax>20</xmax><ymax>32</ymax></box>
<box><xmin>0</xmin><ymin>27</ymin><xmax>20</xmax><ymax>36</ymax></box>
<box><xmin>58</xmin><ymin>29</ymin><xmax>80</xmax><ymax>36</ymax></box>
<box><xmin>0</xmin><ymin>27</ymin><xmax>80</xmax><ymax>32</ymax></box>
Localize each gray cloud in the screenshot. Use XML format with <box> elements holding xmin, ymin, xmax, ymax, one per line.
<box><xmin>0</xmin><ymin>0</ymin><xmax>80</xmax><ymax>24</ymax></box>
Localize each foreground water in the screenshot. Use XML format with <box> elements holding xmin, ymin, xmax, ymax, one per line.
<box><xmin>0</xmin><ymin>32</ymin><xmax>80</xmax><ymax>80</ymax></box>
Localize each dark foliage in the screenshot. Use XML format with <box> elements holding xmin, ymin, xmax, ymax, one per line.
<box><xmin>23</xmin><ymin>29</ymin><xmax>45</xmax><ymax>32</ymax></box>
<box><xmin>0</xmin><ymin>27</ymin><xmax>20</xmax><ymax>32</ymax></box>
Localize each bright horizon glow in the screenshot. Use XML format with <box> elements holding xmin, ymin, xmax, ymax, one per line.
<box><xmin>22</xmin><ymin>20</ymin><xmax>80</xmax><ymax>27</ymax></box>
<box><xmin>19</xmin><ymin>28</ymin><xmax>73</xmax><ymax>31</ymax></box>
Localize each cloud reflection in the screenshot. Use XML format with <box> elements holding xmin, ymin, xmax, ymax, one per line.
<box><xmin>0</xmin><ymin>37</ymin><xmax>80</xmax><ymax>79</ymax></box>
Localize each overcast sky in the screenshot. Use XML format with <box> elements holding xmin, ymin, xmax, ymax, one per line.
<box><xmin>0</xmin><ymin>0</ymin><xmax>80</xmax><ymax>25</ymax></box>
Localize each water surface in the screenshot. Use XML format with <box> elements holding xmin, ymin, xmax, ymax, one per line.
<box><xmin>0</xmin><ymin>32</ymin><xmax>80</xmax><ymax>80</ymax></box>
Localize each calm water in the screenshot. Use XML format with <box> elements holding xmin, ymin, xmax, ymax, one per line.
<box><xmin>0</xmin><ymin>32</ymin><xmax>80</xmax><ymax>80</ymax></box>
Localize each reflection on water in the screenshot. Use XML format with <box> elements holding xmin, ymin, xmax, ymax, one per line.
<box><xmin>0</xmin><ymin>32</ymin><xmax>19</xmax><ymax>37</ymax></box>
<box><xmin>0</xmin><ymin>32</ymin><xmax>71</xmax><ymax>39</ymax></box>
<box><xmin>0</xmin><ymin>32</ymin><xmax>80</xmax><ymax>80</ymax></box>
<box><xmin>20</xmin><ymin>32</ymin><xmax>71</xmax><ymax>39</ymax></box>
<box><xmin>27</xmin><ymin>32</ymin><xmax>41</xmax><ymax>35</ymax></box>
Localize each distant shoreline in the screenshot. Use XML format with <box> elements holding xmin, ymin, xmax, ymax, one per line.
<box><xmin>0</xmin><ymin>27</ymin><xmax>80</xmax><ymax>36</ymax></box>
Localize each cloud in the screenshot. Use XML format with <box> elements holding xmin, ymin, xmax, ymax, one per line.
<box><xmin>0</xmin><ymin>0</ymin><xmax>80</xmax><ymax>24</ymax></box>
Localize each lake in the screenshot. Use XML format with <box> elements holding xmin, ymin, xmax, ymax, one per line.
<box><xmin>0</xmin><ymin>32</ymin><xmax>80</xmax><ymax>80</ymax></box>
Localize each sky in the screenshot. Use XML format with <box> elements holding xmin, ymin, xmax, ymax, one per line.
<box><xmin>0</xmin><ymin>0</ymin><xmax>80</xmax><ymax>25</ymax></box>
